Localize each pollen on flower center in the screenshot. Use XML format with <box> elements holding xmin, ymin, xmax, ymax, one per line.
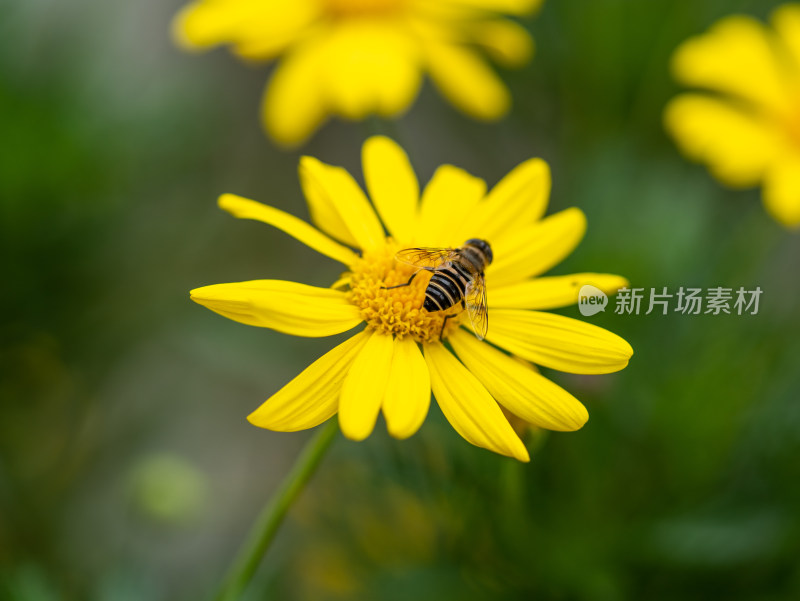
<box><xmin>323</xmin><ymin>0</ymin><xmax>405</xmax><ymax>18</ymax></box>
<box><xmin>345</xmin><ymin>242</ymin><xmax>463</xmax><ymax>344</ymax></box>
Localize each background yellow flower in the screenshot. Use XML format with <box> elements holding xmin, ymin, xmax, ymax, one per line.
<box><xmin>191</xmin><ymin>137</ymin><xmax>632</xmax><ymax>461</ymax></box>
<box><xmin>173</xmin><ymin>0</ymin><xmax>541</xmax><ymax>145</ymax></box>
<box><xmin>665</xmin><ymin>4</ymin><xmax>800</xmax><ymax>228</ymax></box>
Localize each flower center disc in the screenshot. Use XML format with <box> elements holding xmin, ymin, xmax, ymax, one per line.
<box><xmin>323</xmin><ymin>0</ymin><xmax>405</xmax><ymax>17</ymax></box>
<box><xmin>346</xmin><ymin>242</ymin><xmax>463</xmax><ymax>344</ymax></box>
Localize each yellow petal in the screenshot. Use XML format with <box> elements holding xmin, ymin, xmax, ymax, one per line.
<box><xmin>330</xmin><ymin>275</ymin><xmax>351</xmax><ymax>290</ymax></box>
<box><xmin>763</xmin><ymin>153</ymin><xmax>800</xmax><ymax>228</ymax></box>
<box><xmin>490</xmin><ymin>273</ymin><xmax>630</xmax><ymax>310</ymax></box>
<box><xmin>471</xmin><ymin>18</ymin><xmax>534</xmax><ymax>67</ymax></box>
<box><xmin>664</xmin><ymin>94</ymin><xmax>781</xmax><ymax>188</ymax></box>
<box><xmin>424</xmin><ymin>343</ymin><xmax>529</xmax><ymax>461</ymax></box>
<box><xmin>671</xmin><ymin>15</ymin><xmax>793</xmax><ymax>115</ymax></box>
<box><xmin>460</xmin><ymin>158</ymin><xmax>551</xmax><ymax>242</ymax></box>
<box><xmin>487</xmin><ymin>309</ymin><xmax>633</xmax><ymax>374</ymax></box>
<box><xmin>248</xmin><ymin>330</ymin><xmax>370</xmax><ymax>431</ymax></box>
<box><xmin>218</xmin><ymin>194</ymin><xmax>358</xmax><ymax>265</ymax></box>
<box><xmin>300</xmin><ymin>156</ymin><xmax>386</xmax><ymax>251</ymax></box>
<box><xmin>418</xmin><ymin>165</ymin><xmax>486</xmax><ymax>245</ymax></box>
<box><xmin>440</xmin><ymin>0</ymin><xmax>543</xmax><ymax>16</ymax></box>
<box><xmin>382</xmin><ymin>337</ymin><xmax>431</xmax><ymax>439</ymax></box>
<box><xmin>190</xmin><ymin>280</ymin><xmax>363</xmax><ymax>337</ymax></box>
<box><xmin>772</xmin><ymin>4</ymin><xmax>800</xmax><ymax>73</ymax></box>
<box><xmin>299</xmin><ymin>157</ymin><xmax>358</xmax><ymax>247</ymax></box>
<box><xmin>488</xmin><ymin>208</ymin><xmax>587</xmax><ymax>287</ymax></box>
<box><xmin>362</xmin><ymin>136</ymin><xmax>420</xmax><ymax>242</ymax></box>
<box><xmin>321</xmin><ymin>21</ymin><xmax>422</xmax><ymax>120</ymax></box>
<box><xmin>339</xmin><ymin>330</ymin><xmax>395</xmax><ymax>441</ymax></box>
<box><xmin>424</xmin><ymin>42</ymin><xmax>510</xmax><ymax>120</ymax></box>
<box><xmin>449</xmin><ymin>330</ymin><xmax>588</xmax><ymax>431</ymax></box>
<box><xmin>233</xmin><ymin>3</ymin><xmax>319</xmax><ymax>60</ymax></box>
<box><xmin>172</xmin><ymin>1</ymin><xmax>258</xmax><ymax>50</ymax></box>
<box><xmin>262</xmin><ymin>39</ymin><xmax>329</xmax><ymax>147</ymax></box>
<box><xmin>173</xmin><ymin>0</ymin><xmax>318</xmax><ymax>58</ymax></box>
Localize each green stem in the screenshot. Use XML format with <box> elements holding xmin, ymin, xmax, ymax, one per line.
<box><xmin>213</xmin><ymin>420</ymin><xmax>339</xmax><ymax>601</ymax></box>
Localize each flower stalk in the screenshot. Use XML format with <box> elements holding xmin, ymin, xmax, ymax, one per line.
<box><xmin>213</xmin><ymin>420</ymin><xmax>338</xmax><ymax>601</ymax></box>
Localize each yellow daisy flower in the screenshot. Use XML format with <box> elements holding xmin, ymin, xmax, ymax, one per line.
<box><xmin>665</xmin><ymin>4</ymin><xmax>800</xmax><ymax>228</ymax></box>
<box><xmin>190</xmin><ymin>136</ymin><xmax>633</xmax><ymax>461</ymax></box>
<box><xmin>173</xmin><ymin>0</ymin><xmax>541</xmax><ymax>146</ymax></box>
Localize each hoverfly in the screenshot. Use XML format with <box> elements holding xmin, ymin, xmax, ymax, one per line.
<box><xmin>385</xmin><ymin>238</ymin><xmax>492</xmax><ymax>340</ymax></box>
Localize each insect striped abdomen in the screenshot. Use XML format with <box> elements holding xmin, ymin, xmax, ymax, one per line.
<box><xmin>423</xmin><ymin>265</ymin><xmax>468</xmax><ymax>312</ymax></box>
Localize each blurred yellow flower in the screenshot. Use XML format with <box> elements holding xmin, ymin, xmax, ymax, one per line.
<box><xmin>173</xmin><ymin>0</ymin><xmax>541</xmax><ymax>146</ymax></box>
<box><xmin>665</xmin><ymin>5</ymin><xmax>800</xmax><ymax>228</ymax></box>
<box><xmin>191</xmin><ymin>136</ymin><xmax>633</xmax><ymax>461</ymax></box>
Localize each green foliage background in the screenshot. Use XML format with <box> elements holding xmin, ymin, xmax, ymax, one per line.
<box><xmin>2</xmin><ymin>0</ymin><xmax>799</xmax><ymax>600</ymax></box>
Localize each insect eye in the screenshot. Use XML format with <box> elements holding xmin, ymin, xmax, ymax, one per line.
<box><xmin>483</xmin><ymin>241</ymin><xmax>493</xmax><ymax>262</ymax></box>
<box><xmin>464</xmin><ymin>238</ymin><xmax>492</xmax><ymax>264</ymax></box>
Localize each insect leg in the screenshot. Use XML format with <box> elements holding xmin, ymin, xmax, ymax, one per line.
<box><xmin>381</xmin><ymin>268</ymin><xmax>430</xmax><ymax>290</ymax></box>
<box><xmin>440</xmin><ymin>313</ymin><xmax>458</xmax><ymax>340</ymax></box>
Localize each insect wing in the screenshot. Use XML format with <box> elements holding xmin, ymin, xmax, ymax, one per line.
<box><xmin>465</xmin><ymin>274</ymin><xmax>488</xmax><ymax>340</ymax></box>
<box><xmin>395</xmin><ymin>247</ymin><xmax>458</xmax><ymax>269</ymax></box>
